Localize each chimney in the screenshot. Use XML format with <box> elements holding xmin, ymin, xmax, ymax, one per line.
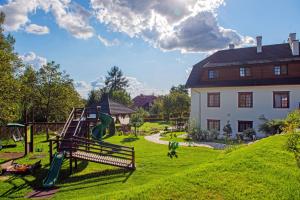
<box><xmin>229</xmin><ymin>44</ymin><xmax>235</xmax><ymax>49</ymax></box>
<box><xmin>256</xmin><ymin>36</ymin><xmax>262</xmax><ymax>53</ymax></box>
<box><xmin>288</xmin><ymin>33</ymin><xmax>296</xmax><ymax>45</ymax></box>
<box><xmin>291</xmin><ymin>40</ymin><xmax>299</xmax><ymax>56</ymax></box>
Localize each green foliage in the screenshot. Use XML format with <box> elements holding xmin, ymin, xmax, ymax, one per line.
<box><xmin>258</xmin><ymin>115</ymin><xmax>284</xmax><ymax>135</ymax></box>
<box><xmin>242</xmin><ymin>128</ymin><xmax>256</xmax><ymax>139</ymax></box>
<box><xmin>223</xmin><ymin>121</ymin><xmax>233</xmax><ymax>141</ymax></box>
<box><xmin>0</xmin><ymin>12</ymin><xmax>22</xmax><ymax>124</ymax></box>
<box><xmin>209</xmin><ymin>129</ymin><xmax>219</xmax><ymax>140</ymax></box>
<box><xmin>86</xmin><ymin>89</ymin><xmax>102</xmax><ymax>107</ymax></box>
<box><xmin>104</xmin><ymin>66</ymin><xmax>129</xmax><ymax>93</ymax></box>
<box><xmin>110</xmin><ymin>89</ymin><xmax>132</xmax><ymax>106</ymax></box>
<box><xmin>150</xmin><ymin>97</ymin><xmax>164</xmax><ymax>115</ymax></box>
<box><xmin>130</xmin><ymin>109</ymin><xmax>146</xmax><ymax>136</ymax></box>
<box><xmin>34</xmin><ymin>61</ymin><xmax>83</xmax><ymax>122</ymax></box>
<box><xmin>168</xmin><ymin>141</ymin><xmax>179</xmax><ymax>158</ymax></box>
<box><xmin>286</xmin><ymin>133</ymin><xmax>300</xmax><ymax>167</ymax></box>
<box><xmin>283</xmin><ymin>110</ymin><xmax>300</xmax><ymax>133</ymax></box>
<box><xmin>170</xmin><ymin>84</ymin><xmax>188</xmax><ymax>95</ymax></box>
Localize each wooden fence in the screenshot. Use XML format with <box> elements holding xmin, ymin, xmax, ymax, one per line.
<box><xmin>0</xmin><ymin>122</ymin><xmax>65</xmax><ymax>138</ymax></box>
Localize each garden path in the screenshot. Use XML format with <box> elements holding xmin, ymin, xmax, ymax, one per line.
<box><xmin>145</xmin><ymin>133</ymin><xmax>227</xmax><ymax>149</ymax></box>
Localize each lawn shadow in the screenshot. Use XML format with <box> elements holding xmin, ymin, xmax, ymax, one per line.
<box><xmin>120</xmin><ymin>137</ymin><xmax>139</xmax><ymax>143</ymax></box>
<box><xmin>58</xmin><ymin>168</ymin><xmax>134</xmax><ymax>193</ymax></box>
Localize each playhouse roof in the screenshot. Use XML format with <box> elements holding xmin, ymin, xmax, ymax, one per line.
<box><xmin>96</xmin><ymin>94</ymin><xmax>136</xmax><ymax>115</ymax></box>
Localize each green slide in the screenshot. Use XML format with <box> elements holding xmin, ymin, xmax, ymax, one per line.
<box><xmin>43</xmin><ymin>152</ymin><xmax>65</xmax><ymax>188</ymax></box>
<box><xmin>92</xmin><ymin>113</ymin><xmax>113</xmax><ymax>140</ymax></box>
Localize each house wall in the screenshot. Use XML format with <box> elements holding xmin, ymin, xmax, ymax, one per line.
<box><xmin>190</xmin><ymin>85</ymin><xmax>300</xmax><ymax>137</ymax></box>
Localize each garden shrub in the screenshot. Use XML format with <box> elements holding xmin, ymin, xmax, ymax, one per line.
<box><xmin>258</xmin><ymin>115</ymin><xmax>284</xmax><ymax>135</ymax></box>
<box><xmin>286</xmin><ymin>133</ymin><xmax>300</xmax><ymax>167</ymax></box>
<box><xmin>243</xmin><ymin>128</ymin><xmax>256</xmax><ymax>140</ymax></box>
<box><xmin>208</xmin><ymin>129</ymin><xmax>219</xmax><ymax>140</ymax></box>
<box><xmin>283</xmin><ymin>110</ymin><xmax>300</xmax><ymax>133</ymax></box>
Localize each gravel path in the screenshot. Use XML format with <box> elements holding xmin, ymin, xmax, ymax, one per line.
<box><xmin>144</xmin><ymin>133</ymin><xmax>227</xmax><ymax>150</ymax></box>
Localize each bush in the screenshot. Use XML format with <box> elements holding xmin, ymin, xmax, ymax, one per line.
<box><xmin>243</xmin><ymin>128</ymin><xmax>256</xmax><ymax>140</ymax></box>
<box><xmin>283</xmin><ymin>110</ymin><xmax>300</xmax><ymax>133</ymax></box>
<box><xmin>286</xmin><ymin>133</ymin><xmax>300</xmax><ymax>167</ymax></box>
<box><xmin>209</xmin><ymin>129</ymin><xmax>219</xmax><ymax>140</ymax></box>
<box><xmin>258</xmin><ymin>115</ymin><xmax>284</xmax><ymax>135</ymax></box>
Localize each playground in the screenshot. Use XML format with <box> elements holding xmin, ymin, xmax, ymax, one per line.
<box><xmin>0</xmin><ymin>117</ymin><xmax>220</xmax><ymax>199</ymax></box>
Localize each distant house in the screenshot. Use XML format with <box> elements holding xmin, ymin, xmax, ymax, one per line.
<box><xmin>133</xmin><ymin>95</ymin><xmax>157</xmax><ymax>111</ymax></box>
<box><xmin>186</xmin><ymin>33</ymin><xmax>300</xmax><ymax>137</ymax></box>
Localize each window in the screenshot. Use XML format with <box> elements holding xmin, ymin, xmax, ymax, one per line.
<box><xmin>238</xmin><ymin>92</ymin><xmax>253</xmax><ymax>108</ymax></box>
<box><xmin>207</xmin><ymin>120</ymin><xmax>220</xmax><ymax>131</ymax></box>
<box><xmin>207</xmin><ymin>93</ymin><xmax>220</xmax><ymax>107</ymax></box>
<box><xmin>238</xmin><ymin>121</ymin><xmax>253</xmax><ymax>132</ymax></box>
<box><xmin>208</xmin><ymin>70</ymin><xmax>218</xmax><ymax>79</ymax></box>
<box><xmin>273</xmin><ymin>91</ymin><xmax>289</xmax><ymax>108</ymax></box>
<box><xmin>274</xmin><ymin>65</ymin><xmax>288</xmax><ymax>75</ymax></box>
<box><xmin>240</xmin><ymin>67</ymin><xmax>251</xmax><ymax>77</ymax></box>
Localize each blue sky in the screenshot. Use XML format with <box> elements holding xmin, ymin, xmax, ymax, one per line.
<box><xmin>1</xmin><ymin>0</ymin><xmax>300</xmax><ymax>98</ymax></box>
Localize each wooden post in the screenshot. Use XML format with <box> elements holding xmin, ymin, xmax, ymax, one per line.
<box><xmin>69</xmin><ymin>140</ymin><xmax>73</xmax><ymax>174</ymax></box>
<box><xmin>132</xmin><ymin>147</ymin><xmax>135</xmax><ymax>169</ymax></box>
<box><xmin>49</xmin><ymin>140</ymin><xmax>53</xmax><ymax>164</ymax></box>
<box><xmin>46</xmin><ymin>123</ymin><xmax>49</xmax><ymax>141</ymax></box>
<box><xmin>24</xmin><ymin>124</ymin><xmax>28</xmax><ymax>156</ymax></box>
<box><xmin>30</xmin><ymin>124</ymin><xmax>34</xmax><ymax>152</ymax></box>
<box><xmin>75</xmin><ymin>158</ymin><xmax>78</xmax><ymax>169</ymax></box>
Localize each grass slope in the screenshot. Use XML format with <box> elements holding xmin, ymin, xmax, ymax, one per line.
<box><xmin>0</xmin><ymin>135</ymin><xmax>220</xmax><ymax>199</ymax></box>
<box><xmin>108</xmin><ymin>134</ymin><xmax>300</xmax><ymax>200</ymax></box>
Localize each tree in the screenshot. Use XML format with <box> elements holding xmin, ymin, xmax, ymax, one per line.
<box><xmin>170</xmin><ymin>92</ymin><xmax>190</xmax><ymax>116</ymax></box>
<box><xmin>162</xmin><ymin>95</ymin><xmax>173</xmax><ymax>121</ymax></box>
<box><xmin>223</xmin><ymin>121</ymin><xmax>233</xmax><ymax>143</ymax></box>
<box><xmin>19</xmin><ymin>66</ymin><xmax>38</xmax><ymax>122</ymax></box>
<box><xmin>130</xmin><ymin>108</ymin><xmax>149</xmax><ymax>136</ymax></box>
<box><xmin>86</xmin><ymin>89</ymin><xmax>102</xmax><ymax>107</ymax></box>
<box><xmin>150</xmin><ymin>97</ymin><xmax>164</xmax><ymax>115</ymax></box>
<box><xmin>170</xmin><ymin>84</ymin><xmax>188</xmax><ymax>95</ymax></box>
<box><xmin>35</xmin><ymin>61</ymin><xmax>84</xmax><ymax>122</ymax></box>
<box><xmin>0</xmin><ymin>12</ymin><xmax>22</xmax><ymax>125</ymax></box>
<box><xmin>104</xmin><ymin>66</ymin><xmax>129</xmax><ymax>93</ymax></box>
<box><xmin>110</xmin><ymin>89</ymin><xmax>132</xmax><ymax>106</ymax></box>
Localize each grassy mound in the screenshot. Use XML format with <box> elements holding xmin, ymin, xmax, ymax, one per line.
<box><xmin>108</xmin><ymin>134</ymin><xmax>300</xmax><ymax>200</ymax></box>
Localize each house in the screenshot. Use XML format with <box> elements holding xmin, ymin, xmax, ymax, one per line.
<box><xmin>133</xmin><ymin>94</ymin><xmax>157</xmax><ymax>111</ymax></box>
<box><xmin>186</xmin><ymin>33</ymin><xmax>300</xmax><ymax>137</ymax></box>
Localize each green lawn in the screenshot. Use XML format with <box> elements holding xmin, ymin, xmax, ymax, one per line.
<box><xmin>110</xmin><ymin>134</ymin><xmax>300</xmax><ymax>200</ymax></box>
<box><xmin>160</xmin><ymin>131</ymin><xmax>190</xmax><ymax>142</ymax></box>
<box><xmin>0</xmin><ymin>134</ymin><xmax>220</xmax><ymax>199</ymax></box>
<box><xmin>138</xmin><ymin>121</ymin><xmax>171</xmax><ymax>133</ymax></box>
<box><xmin>1</xmin><ymin>134</ymin><xmax>300</xmax><ymax>199</ymax></box>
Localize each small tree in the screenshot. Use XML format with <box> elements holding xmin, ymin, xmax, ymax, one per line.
<box><xmin>223</xmin><ymin>121</ymin><xmax>233</xmax><ymax>143</ymax></box>
<box><xmin>258</xmin><ymin>115</ymin><xmax>284</xmax><ymax>135</ymax></box>
<box><xmin>130</xmin><ymin>108</ymin><xmax>148</xmax><ymax>136</ymax></box>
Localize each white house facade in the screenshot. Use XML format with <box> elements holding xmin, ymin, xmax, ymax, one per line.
<box><xmin>186</xmin><ymin>33</ymin><xmax>300</xmax><ymax>137</ymax></box>
<box><xmin>190</xmin><ymin>85</ymin><xmax>300</xmax><ymax>137</ymax></box>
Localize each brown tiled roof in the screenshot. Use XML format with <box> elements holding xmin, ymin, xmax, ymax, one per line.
<box><xmin>133</xmin><ymin>95</ymin><xmax>157</xmax><ymax>108</ymax></box>
<box><xmin>95</xmin><ymin>94</ymin><xmax>136</xmax><ymax>115</ymax></box>
<box><xmin>186</xmin><ymin>43</ymin><xmax>300</xmax><ymax>88</ymax></box>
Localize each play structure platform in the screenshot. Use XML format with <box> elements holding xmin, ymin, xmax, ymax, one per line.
<box><xmin>44</xmin><ymin>107</ymin><xmax>135</xmax><ymax>188</ymax></box>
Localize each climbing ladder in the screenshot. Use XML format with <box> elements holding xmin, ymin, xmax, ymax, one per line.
<box><xmin>49</xmin><ymin>107</ymin><xmax>135</xmax><ymax>173</ymax></box>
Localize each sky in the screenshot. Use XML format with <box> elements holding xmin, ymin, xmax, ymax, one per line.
<box><xmin>1</xmin><ymin>0</ymin><xmax>300</xmax><ymax>98</ymax></box>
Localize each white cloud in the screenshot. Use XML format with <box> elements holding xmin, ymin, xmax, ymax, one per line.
<box><xmin>75</xmin><ymin>76</ymin><xmax>167</xmax><ymax>99</ymax></box>
<box><xmin>25</xmin><ymin>24</ymin><xmax>49</xmax><ymax>35</ymax></box>
<box><xmin>0</xmin><ymin>0</ymin><xmax>94</xmax><ymax>39</ymax></box>
<box><xmin>19</xmin><ymin>51</ymin><xmax>47</xmax><ymax>69</ymax></box>
<box><xmin>91</xmin><ymin>0</ymin><xmax>254</xmax><ymax>53</ymax></box>
<box><xmin>97</xmin><ymin>35</ymin><xmax>120</xmax><ymax>46</ymax></box>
